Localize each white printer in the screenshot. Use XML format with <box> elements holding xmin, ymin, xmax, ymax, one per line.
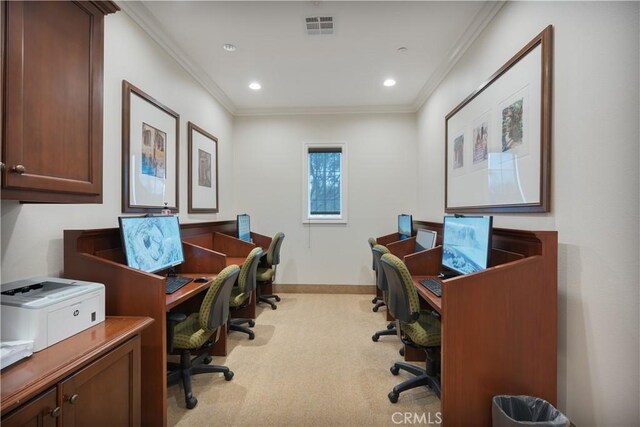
<box><xmin>1</xmin><ymin>277</ymin><xmax>105</xmax><ymax>352</ymax></box>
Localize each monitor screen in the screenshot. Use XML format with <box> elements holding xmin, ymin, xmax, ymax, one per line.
<box><xmin>398</xmin><ymin>214</ymin><xmax>413</xmax><ymax>240</ymax></box>
<box><xmin>237</xmin><ymin>214</ymin><xmax>251</xmax><ymax>242</ymax></box>
<box><xmin>415</xmin><ymin>229</ymin><xmax>437</xmax><ymax>251</ymax></box>
<box><xmin>119</xmin><ymin>215</ymin><xmax>185</xmax><ymax>274</ymax></box>
<box><xmin>441</xmin><ymin>215</ymin><xmax>492</xmax><ymax>275</ymax></box>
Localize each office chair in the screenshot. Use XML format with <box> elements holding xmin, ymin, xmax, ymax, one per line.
<box><xmin>228</xmin><ymin>247</ymin><xmax>263</xmax><ymax>340</ymax></box>
<box><xmin>256</xmin><ymin>232</ymin><xmax>285</xmax><ymax>310</ymax></box>
<box><xmin>380</xmin><ymin>253</ymin><xmax>441</xmax><ymax>403</ymax></box>
<box><xmin>368</xmin><ymin>237</ymin><xmax>382</xmax><ymax>305</ymax></box>
<box><xmin>166</xmin><ymin>265</ymin><xmax>240</xmax><ymax>409</ymax></box>
<box><xmin>371</xmin><ymin>244</ymin><xmax>398</xmax><ymax>341</ymax></box>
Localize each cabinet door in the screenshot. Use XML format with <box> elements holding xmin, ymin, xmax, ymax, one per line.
<box><xmin>59</xmin><ymin>336</ymin><xmax>140</xmax><ymax>427</ymax></box>
<box><xmin>1</xmin><ymin>387</ymin><xmax>59</xmax><ymax>427</ymax></box>
<box><xmin>3</xmin><ymin>0</ymin><xmax>104</xmax><ymax>203</ymax></box>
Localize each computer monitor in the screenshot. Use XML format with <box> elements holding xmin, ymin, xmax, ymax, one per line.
<box><xmin>237</xmin><ymin>214</ymin><xmax>251</xmax><ymax>242</ymax></box>
<box><xmin>398</xmin><ymin>214</ymin><xmax>413</xmax><ymax>240</ymax></box>
<box><xmin>118</xmin><ymin>215</ymin><xmax>185</xmax><ymax>274</ymax></box>
<box><xmin>415</xmin><ymin>229</ymin><xmax>437</xmax><ymax>252</ymax></box>
<box><xmin>441</xmin><ymin>215</ymin><xmax>493</xmax><ymax>276</ymax></box>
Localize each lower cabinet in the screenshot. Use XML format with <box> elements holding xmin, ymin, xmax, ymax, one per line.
<box><xmin>2</xmin><ymin>336</ymin><xmax>140</xmax><ymax>427</ymax></box>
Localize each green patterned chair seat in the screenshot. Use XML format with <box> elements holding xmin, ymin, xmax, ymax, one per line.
<box><xmin>400</xmin><ymin>309</ymin><xmax>441</xmax><ymax>348</ymax></box>
<box><xmin>173</xmin><ymin>313</ymin><xmax>216</xmax><ymax>349</ymax></box>
<box><xmin>229</xmin><ymin>286</ymin><xmax>249</xmax><ymax>308</ymax></box>
<box><xmin>256</xmin><ymin>267</ymin><xmax>274</xmax><ymax>282</ymax></box>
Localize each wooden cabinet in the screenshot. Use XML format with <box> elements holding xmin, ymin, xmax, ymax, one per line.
<box><xmin>1</xmin><ymin>317</ymin><xmax>151</xmax><ymax>427</ymax></box>
<box><xmin>1</xmin><ymin>1</ymin><xmax>118</xmax><ymax>203</ymax></box>
<box><xmin>1</xmin><ymin>388</ymin><xmax>58</xmax><ymax>427</ymax></box>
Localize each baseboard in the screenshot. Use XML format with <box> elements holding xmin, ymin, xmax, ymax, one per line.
<box><xmin>272</xmin><ymin>284</ymin><xmax>376</xmax><ymax>295</ymax></box>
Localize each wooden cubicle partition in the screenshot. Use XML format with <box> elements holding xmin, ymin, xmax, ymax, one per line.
<box><xmin>64</xmin><ymin>220</ymin><xmax>239</xmax><ymax>427</ymax></box>
<box><xmin>406</xmin><ymin>221</ymin><xmax>557</xmax><ymax>427</ymax></box>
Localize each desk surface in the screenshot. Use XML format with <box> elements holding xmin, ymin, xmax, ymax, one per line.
<box><xmin>226</xmin><ymin>256</ymin><xmax>247</xmax><ymax>267</ymax></box>
<box><xmin>166</xmin><ymin>273</ymin><xmax>218</xmax><ymax>310</ymax></box>
<box><xmin>412</xmin><ymin>275</ymin><xmax>442</xmax><ymax>313</ymax></box>
<box><xmin>0</xmin><ymin>316</ymin><xmax>153</xmax><ymax>415</ymax></box>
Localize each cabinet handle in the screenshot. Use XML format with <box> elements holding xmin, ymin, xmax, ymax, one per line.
<box><xmin>11</xmin><ymin>164</ymin><xmax>26</xmax><ymax>174</ymax></box>
<box><xmin>66</xmin><ymin>394</ymin><xmax>79</xmax><ymax>404</ymax></box>
<box><xmin>50</xmin><ymin>406</ymin><xmax>61</xmax><ymax>418</ymax></box>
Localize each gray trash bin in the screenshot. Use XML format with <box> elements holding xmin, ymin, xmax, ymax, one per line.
<box><xmin>492</xmin><ymin>395</ymin><xmax>570</xmax><ymax>427</ymax></box>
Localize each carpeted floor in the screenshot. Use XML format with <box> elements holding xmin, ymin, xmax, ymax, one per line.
<box><xmin>168</xmin><ymin>293</ymin><xmax>441</xmax><ymax>426</ymax></box>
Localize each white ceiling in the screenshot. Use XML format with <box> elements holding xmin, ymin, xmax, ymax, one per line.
<box><xmin>119</xmin><ymin>1</ymin><xmax>504</xmax><ymax>115</ymax></box>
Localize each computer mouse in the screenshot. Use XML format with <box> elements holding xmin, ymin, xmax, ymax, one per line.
<box><xmin>194</xmin><ymin>277</ymin><xmax>209</xmax><ymax>283</ymax></box>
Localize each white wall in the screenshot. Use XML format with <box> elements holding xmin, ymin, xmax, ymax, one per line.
<box><xmin>1</xmin><ymin>12</ymin><xmax>234</xmax><ymax>282</ymax></box>
<box><xmin>233</xmin><ymin>113</ymin><xmax>417</xmax><ymax>285</ymax></box>
<box><xmin>417</xmin><ymin>2</ymin><xmax>639</xmax><ymax>425</ymax></box>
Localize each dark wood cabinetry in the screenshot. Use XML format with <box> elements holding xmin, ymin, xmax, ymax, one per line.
<box><xmin>1</xmin><ymin>317</ymin><xmax>151</xmax><ymax>427</ymax></box>
<box><xmin>1</xmin><ymin>1</ymin><xmax>118</xmax><ymax>203</ymax></box>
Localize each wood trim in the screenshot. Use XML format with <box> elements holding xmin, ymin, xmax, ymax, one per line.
<box><xmin>271</xmin><ymin>284</ymin><xmax>376</xmax><ymax>295</ymax></box>
<box><xmin>88</xmin><ymin>1</ymin><xmax>120</xmax><ymax>15</ymax></box>
<box><xmin>187</xmin><ymin>121</ymin><xmax>219</xmax><ymax>213</ymax></box>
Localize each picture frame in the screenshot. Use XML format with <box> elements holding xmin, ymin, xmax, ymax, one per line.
<box><xmin>188</xmin><ymin>122</ymin><xmax>219</xmax><ymax>213</ymax></box>
<box><xmin>445</xmin><ymin>25</ymin><xmax>552</xmax><ymax>213</ymax></box>
<box><xmin>122</xmin><ymin>80</ymin><xmax>180</xmax><ymax>213</ymax></box>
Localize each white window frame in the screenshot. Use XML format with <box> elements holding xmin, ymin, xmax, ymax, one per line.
<box><xmin>302</xmin><ymin>142</ymin><xmax>348</xmax><ymax>224</ymax></box>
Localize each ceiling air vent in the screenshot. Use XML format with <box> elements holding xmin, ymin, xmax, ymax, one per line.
<box><xmin>306</xmin><ymin>16</ymin><xmax>334</xmax><ymax>35</ymax></box>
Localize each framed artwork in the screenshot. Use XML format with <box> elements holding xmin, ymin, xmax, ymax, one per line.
<box><xmin>188</xmin><ymin>122</ymin><xmax>219</xmax><ymax>213</ymax></box>
<box><xmin>445</xmin><ymin>25</ymin><xmax>552</xmax><ymax>213</ymax></box>
<box><xmin>122</xmin><ymin>81</ymin><xmax>180</xmax><ymax>213</ymax></box>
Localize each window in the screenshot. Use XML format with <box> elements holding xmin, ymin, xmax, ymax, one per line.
<box><xmin>303</xmin><ymin>143</ymin><xmax>347</xmax><ymax>223</ymax></box>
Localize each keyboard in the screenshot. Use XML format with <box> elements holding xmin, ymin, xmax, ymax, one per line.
<box><xmin>165</xmin><ymin>276</ymin><xmax>193</xmax><ymax>294</ymax></box>
<box><xmin>419</xmin><ymin>278</ymin><xmax>442</xmax><ymax>297</ymax></box>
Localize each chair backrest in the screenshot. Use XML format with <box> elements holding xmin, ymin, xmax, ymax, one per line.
<box><xmin>372</xmin><ymin>244</ymin><xmax>390</xmax><ymax>291</ymax></box>
<box><xmin>199</xmin><ymin>265</ymin><xmax>241</xmax><ymax>331</ymax></box>
<box><xmin>238</xmin><ymin>247</ymin><xmax>263</xmax><ymax>294</ymax></box>
<box><xmin>368</xmin><ymin>237</ymin><xmax>377</xmax><ymax>270</ymax></box>
<box><xmin>380</xmin><ymin>253</ymin><xmax>421</xmax><ymax>324</ymax></box>
<box><xmin>266</xmin><ymin>232</ymin><xmax>285</xmax><ymax>266</ymax></box>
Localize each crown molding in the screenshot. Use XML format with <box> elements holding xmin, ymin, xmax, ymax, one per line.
<box><xmin>412</xmin><ymin>0</ymin><xmax>506</xmax><ymax>111</ymax></box>
<box><xmin>234</xmin><ymin>104</ymin><xmax>416</xmax><ymax>117</ymax></box>
<box><xmin>117</xmin><ymin>0</ymin><xmax>237</xmax><ymax>115</ymax></box>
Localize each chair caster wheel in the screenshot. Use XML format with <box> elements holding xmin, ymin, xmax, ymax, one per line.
<box><xmin>386</xmin><ymin>322</ymin><xmax>394</xmax><ymax>330</ymax></box>
<box><xmin>388</xmin><ymin>392</ymin><xmax>399</xmax><ymax>403</ymax></box>
<box><xmin>275</xmin><ymin>296</ymin><xmax>281</xmax><ymax>302</ymax></box>
<box><xmin>186</xmin><ymin>396</ymin><xmax>198</xmax><ymax>409</ymax></box>
<box><xmin>399</xmin><ymin>347</ymin><xmax>405</xmax><ymax>357</ymax></box>
<box><xmin>248</xmin><ymin>320</ymin><xmax>255</xmax><ymax>327</ymax></box>
<box><xmin>224</xmin><ymin>371</ymin><xmax>234</xmax><ymax>381</ymax></box>
<box><xmin>372</xmin><ymin>306</ymin><xmax>379</xmax><ymax>313</ymax></box>
<box><xmin>390</xmin><ymin>365</ymin><xmax>400</xmax><ymax>375</ymax></box>
<box><xmin>248</xmin><ymin>332</ymin><xmax>255</xmax><ymax>340</ymax></box>
<box><xmin>372</xmin><ymin>297</ymin><xmax>378</xmax><ymax>304</ymax></box>
<box><xmin>372</xmin><ymin>334</ymin><xmax>380</xmax><ymax>342</ymax></box>
<box><xmin>203</xmin><ymin>355</ymin><xmax>212</xmax><ymax>365</ymax></box>
<box><xmin>271</xmin><ymin>305</ymin><xmax>277</xmax><ymax>310</ymax></box>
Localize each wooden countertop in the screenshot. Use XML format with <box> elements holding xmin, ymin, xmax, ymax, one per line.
<box><xmin>0</xmin><ymin>316</ymin><xmax>153</xmax><ymax>415</ymax></box>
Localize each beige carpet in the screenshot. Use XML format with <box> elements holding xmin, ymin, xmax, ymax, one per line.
<box><xmin>168</xmin><ymin>293</ymin><xmax>441</xmax><ymax>426</ymax></box>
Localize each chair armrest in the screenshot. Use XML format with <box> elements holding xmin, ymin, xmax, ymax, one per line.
<box><xmin>166</xmin><ymin>312</ymin><xmax>187</xmax><ymax>353</ymax></box>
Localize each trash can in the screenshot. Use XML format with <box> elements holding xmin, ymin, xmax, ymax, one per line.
<box><xmin>492</xmin><ymin>395</ymin><xmax>570</xmax><ymax>427</ymax></box>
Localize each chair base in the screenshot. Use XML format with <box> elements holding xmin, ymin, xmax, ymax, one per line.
<box><xmin>372</xmin><ymin>300</ymin><xmax>385</xmax><ymax>312</ymax></box>
<box><xmin>372</xmin><ymin>327</ymin><xmax>397</xmax><ymax>342</ymax></box>
<box><xmin>388</xmin><ymin>348</ymin><xmax>441</xmax><ymax>403</ymax></box>
<box><xmin>258</xmin><ymin>294</ymin><xmax>280</xmax><ymax>310</ymax></box>
<box><xmin>229</xmin><ymin>318</ymin><xmax>256</xmax><ymax>340</ymax></box>
<box><xmin>167</xmin><ymin>349</ymin><xmax>234</xmax><ymax>409</ymax></box>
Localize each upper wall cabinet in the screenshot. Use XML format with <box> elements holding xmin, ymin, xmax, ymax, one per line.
<box><xmin>1</xmin><ymin>1</ymin><xmax>118</xmax><ymax>203</ymax></box>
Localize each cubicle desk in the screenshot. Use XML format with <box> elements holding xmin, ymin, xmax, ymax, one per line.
<box><xmin>63</xmin><ymin>222</ymin><xmax>239</xmax><ymax>427</ymax></box>
<box><xmin>1</xmin><ymin>317</ymin><xmax>152</xmax><ymax>426</ymax></box>
<box><xmin>406</xmin><ymin>221</ymin><xmax>557</xmax><ymax>427</ymax></box>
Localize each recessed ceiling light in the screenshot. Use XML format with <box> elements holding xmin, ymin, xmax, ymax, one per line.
<box><xmin>249</xmin><ymin>82</ymin><xmax>262</xmax><ymax>90</ymax></box>
<box><xmin>397</xmin><ymin>47</ymin><xmax>408</xmax><ymax>54</ymax></box>
<box><xmin>223</xmin><ymin>44</ymin><xmax>237</xmax><ymax>52</ymax></box>
<box><xmin>383</xmin><ymin>79</ymin><xmax>396</xmax><ymax>87</ymax></box>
